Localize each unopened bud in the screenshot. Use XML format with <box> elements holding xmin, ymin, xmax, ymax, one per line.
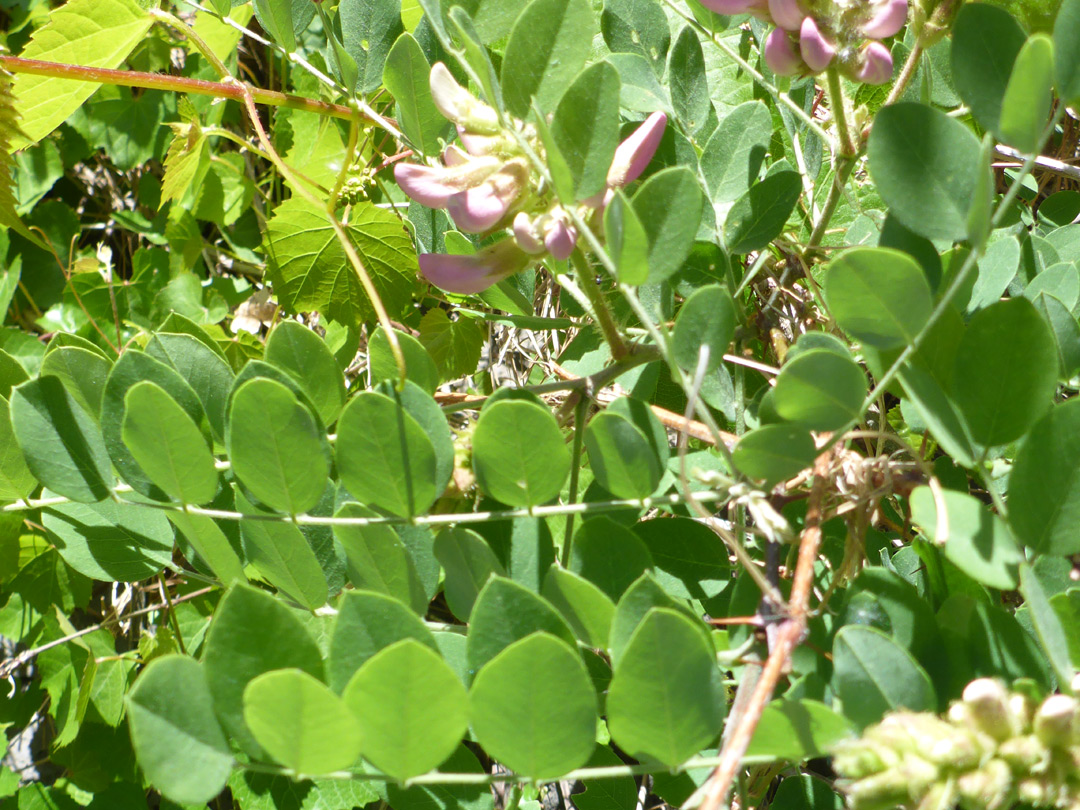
<box><xmin>956</xmin><ymin>759</ymin><xmax>1015</xmax><ymax>810</ymax></box>
<box><xmin>764</xmin><ymin>28</ymin><xmax>802</xmax><ymax>76</ymax></box>
<box><xmin>606</xmin><ymin>111</ymin><xmax>666</xmax><ymax>189</ymax></box>
<box><xmin>767</xmin><ymin>0</ymin><xmax>803</xmax><ymax>29</ymax></box>
<box><xmin>799</xmin><ymin>16</ymin><xmax>836</xmax><ymax>72</ymax></box>
<box><xmin>429</xmin><ymin>62</ymin><xmax>499</xmax><ymax>134</ymax></box>
<box><xmin>862</xmin><ymin>0</ymin><xmax>908</xmax><ymax>38</ymax></box>
<box><xmin>997</xmin><ymin>734</ymin><xmax>1051</xmax><ymax>771</ymax></box>
<box><xmin>963</xmin><ymin>678</ymin><xmax>1014</xmax><ymax>740</ymax></box>
<box><xmin>852</xmin><ymin>42</ymin><xmax>894</xmax><ymax>85</ymax></box>
<box><xmin>1034</xmin><ymin>694</ymin><xmax>1080</xmax><ymax>748</ymax></box>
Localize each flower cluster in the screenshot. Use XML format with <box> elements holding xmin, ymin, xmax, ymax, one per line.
<box><xmin>393</xmin><ymin>63</ymin><xmax>666</xmax><ymax>295</ymax></box>
<box><xmin>833</xmin><ymin>678</ymin><xmax>1080</xmax><ymax>810</ymax></box>
<box><xmin>701</xmin><ymin>0</ymin><xmax>905</xmax><ymax>84</ymax></box>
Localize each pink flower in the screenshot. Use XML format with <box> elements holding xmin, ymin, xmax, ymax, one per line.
<box><xmin>768</xmin><ymin>0</ymin><xmax>803</xmax><ymax>30</ymax></box>
<box><xmin>862</xmin><ymin>0</ymin><xmax>908</xmax><ymax>39</ymax></box>
<box><xmin>543</xmin><ymin>219</ymin><xmax>577</xmax><ymax>260</ymax></box>
<box><xmin>799</xmin><ymin>17</ymin><xmax>836</xmax><ymax>72</ymax></box>
<box><xmin>853</xmin><ymin>41</ymin><xmax>895</xmax><ymax>84</ymax></box>
<box><xmin>764</xmin><ymin>28</ymin><xmax>802</xmax><ymax>75</ymax></box>
<box><xmin>513</xmin><ymin>212</ymin><xmax>546</xmax><ymax>254</ymax></box>
<box><xmin>418</xmin><ymin>239</ymin><xmax>531</xmax><ymax>294</ymax></box>
<box><xmin>444</xmin><ymin>159</ymin><xmax>529</xmax><ymax>233</ymax></box>
<box><xmin>428</xmin><ymin>62</ymin><xmax>499</xmax><ymax>134</ymax></box>
<box><xmin>607</xmin><ymin>111</ymin><xmax>667</xmax><ymax>189</ymax></box>
<box><xmin>394</xmin><ymin>157</ymin><xmax>501</xmax><ymax>208</ymax></box>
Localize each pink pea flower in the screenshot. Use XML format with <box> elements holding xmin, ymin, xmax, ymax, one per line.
<box><xmin>764</xmin><ymin>28</ymin><xmax>802</xmax><ymax>76</ymax></box>
<box><xmin>768</xmin><ymin>0</ymin><xmax>804</xmax><ymax>30</ymax></box>
<box><xmin>543</xmin><ymin>218</ymin><xmax>578</xmax><ymax>261</ymax></box>
<box><xmin>418</xmin><ymin>239</ymin><xmax>531</xmax><ymax>294</ymax></box>
<box><xmin>799</xmin><ymin>17</ymin><xmax>836</xmax><ymax>72</ymax></box>
<box><xmin>862</xmin><ymin>0</ymin><xmax>908</xmax><ymax>39</ymax></box>
<box><xmin>429</xmin><ymin>62</ymin><xmax>500</xmax><ymax>134</ymax></box>
<box><xmin>853</xmin><ymin>41</ymin><xmax>895</xmax><ymax>85</ymax></box>
<box><xmin>444</xmin><ymin>159</ymin><xmax>529</xmax><ymax>233</ymax></box>
<box><xmin>393</xmin><ymin>157</ymin><xmax>501</xmax><ymax>208</ymax></box>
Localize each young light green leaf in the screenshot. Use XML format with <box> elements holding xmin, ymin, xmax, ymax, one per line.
<box><xmin>122</xmin><ymin>382</ymin><xmax>218</xmax><ymax>506</ymax></box>
<box><xmin>10</xmin><ymin>0</ymin><xmax>153</xmax><ymax>149</ymax></box>
<box><xmin>343</xmin><ymin>640</ymin><xmax>468</xmax><ymax>780</ymax></box>
<box><xmin>501</xmin><ymin>0</ymin><xmax>595</xmax><ymax>117</ymax></box>
<box><xmin>0</xmin><ymin>395</ymin><xmax>38</xmax><ymax>501</ymax></box>
<box><xmin>745</xmin><ymin>700</ymin><xmax>853</xmax><ymax>762</ymax></box>
<box><xmin>472</xmin><ymin>400</ymin><xmax>570</xmax><ymax>507</ymax></box>
<box><xmin>126</xmin><ymin>655</ymin><xmax>233</xmax><ymax>806</ymax></box>
<box><xmin>607</xmin><ymin>608</ymin><xmax>725</xmax><ymax>766</ymax></box>
<box><xmin>369</xmin><ymin>326</ymin><xmax>440</xmax><ymax>394</ymax></box>
<box><xmin>244</xmin><ymin>669</ymin><xmax>363</xmax><ymax>775</ymax></box>
<box><xmin>10</xmin><ymin>376</ymin><xmax>114</xmax><ymax>503</ymax></box>
<box><xmin>1019</xmin><ymin>563</ymin><xmax>1076</xmax><ymax>692</ymax></box>
<box><xmin>469</xmin><ymin>633</ymin><xmax>597</xmax><ymax>779</ymax></box>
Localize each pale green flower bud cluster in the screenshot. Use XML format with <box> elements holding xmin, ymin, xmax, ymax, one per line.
<box><xmin>834</xmin><ymin>679</ymin><xmax>1080</xmax><ymax>810</ymax></box>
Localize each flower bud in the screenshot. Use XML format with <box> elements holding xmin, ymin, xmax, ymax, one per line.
<box><xmin>768</xmin><ymin>0</ymin><xmax>804</xmax><ymax>29</ymax></box>
<box><xmin>962</xmin><ymin>678</ymin><xmax>1014</xmax><ymax>740</ymax></box>
<box><xmin>997</xmin><ymin>734</ymin><xmax>1050</xmax><ymax>771</ymax></box>
<box><xmin>442</xmin><ymin>145</ymin><xmax>470</xmax><ymax>167</ymax></box>
<box><xmin>512</xmin><ymin>212</ymin><xmax>546</xmax><ymax>254</ymax></box>
<box><xmin>418</xmin><ymin>238</ymin><xmax>531</xmax><ymax>294</ymax></box>
<box><xmin>915</xmin><ymin>780</ymin><xmax>957</xmax><ymax>810</ymax></box>
<box><xmin>1034</xmin><ymin>694</ymin><xmax>1080</xmax><ymax>748</ymax></box>
<box><xmin>799</xmin><ymin>17</ymin><xmax>836</xmax><ymax>72</ymax></box>
<box><xmin>852</xmin><ymin>42</ymin><xmax>894</xmax><ymax>85</ymax></box>
<box><xmin>456</xmin><ymin>125</ymin><xmax>517</xmax><ymax>157</ymax></box>
<box><xmin>429</xmin><ymin>62</ymin><xmax>500</xmax><ymax>134</ymax></box>
<box><xmin>606</xmin><ymin>111</ymin><xmax>667</xmax><ymax>189</ymax></box>
<box><xmin>956</xmin><ymin>759</ymin><xmax>1014</xmax><ymax>810</ymax></box>
<box><xmin>841</xmin><ymin>768</ymin><xmax>913</xmax><ymax>808</ymax></box>
<box><xmin>764</xmin><ymin>28</ymin><xmax>802</xmax><ymax>75</ymax></box>
<box><xmin>543</xmin><ymin>217</ymin><xmax>577</xmax><ymax>260</ymax></box>
<box><xmin>862</xmin><ymin>0</ymin><xmax>908</xmax><ymax>38</ymax></box>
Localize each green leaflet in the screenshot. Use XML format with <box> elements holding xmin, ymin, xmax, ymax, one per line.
<box><xmin>10</xmin><ymin>0</ymin><xmax>153</xmax><ymax>149</ymax></box>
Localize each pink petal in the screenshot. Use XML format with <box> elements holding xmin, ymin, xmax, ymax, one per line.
<box><xmin>764</xmin><ymin>28</ymin><xmax>802</xmax><ymax>76</ymax></box>
<box><xmin>799</xmin><ymin>17</ymin><xmax>836</xmax><ymax>73</ymax></box>
<box><xmin>513</xmin><ymin>212</ymin><xmax>546</xmax><ymax>254</ymax></box>
<box><xmin>768</xmin><ymin>0</ymin><xmax>803</xmax><ymax>30</ymax></box>
<box><xmin>607</xmin><ymin>111</ymin><xmax>667</xmax><ymax>189</ymax></box>
<box><xmin>429</xmin><ymin>62</ymin><xmax>469</xmax><ymax>123</ymax></box>
<box><xmin>853</xmin><ymin>41</ymin><xmax>895</xmax><ymax>85</ymax></box>
<box><xmin>544</xmin><ymin>220</ymin><xmax>578</xmax><ymax>261</ymax></box>
<box><xmin>862</xmin><ymin>0</ymin><xmax>908</xmax><ymax>38</ymax></box>
<box><xmin>418</xmin><ymin>241</ymin><xmax>530</xmax><ymax>294</ymax></box>
<box><xmin>394</xmin><ymin>157</ymin><xmax>500</xmax><ymax>208</ymax></box>
<box><xmin>697</xmin><ymin>0</ymin><xmax>759</xmax><ymax>13</ymax></box>
<box><xmin>446</xmin><ymin>185</ymin><xmax>510</xmax><ymax>233</ymax></box>
<box><xmin>442</xmin><ymin>145</ymin><xmax>470</xmax><ymax>167</ymax></box>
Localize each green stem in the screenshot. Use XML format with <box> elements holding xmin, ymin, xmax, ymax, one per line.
<box><xmin>825</xmin><ymin>67</ymin><xmax>856</xmax><ymax>159</ymax></box>
<box><xmin>804</xmin><ymin>155</ymin><xmax>856</xmax><ymax>254</ymax></box>
<box><xmin>883</xmin><ymin>39</ymin><xmax>925</xmax><ymax>107</ymax></box>
<box><xmin>571</xmin><ymin>248</ymin><xmax>629</xmax><ymax>360</ymax></box>
<box><xmin>562</xmin><ymin>394</ymin><xmax>589</xmax><ymax>565</ymax></box>
<box><xmin>0</xmin><ymin>55</ymin><xmax>365</xmax><ymax>123</ymax></box>
<box><xmin>150</xmin><ymin>8</ymin><xmax>231</xmax><ymax>80</ymax></box>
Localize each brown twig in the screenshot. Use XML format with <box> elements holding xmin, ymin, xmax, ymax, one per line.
<box><xmin>696</xmin><ymin>442</ymin><xmax>833</xmax><ymax>810</ymax></box>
